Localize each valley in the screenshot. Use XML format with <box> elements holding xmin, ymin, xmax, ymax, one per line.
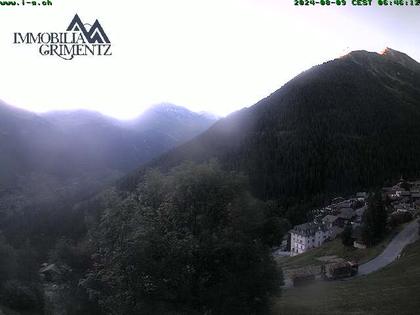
<box><xmin>1</xmin><ymin>48</ymin><xmax>420</xmax><ymax>314</ymax></box>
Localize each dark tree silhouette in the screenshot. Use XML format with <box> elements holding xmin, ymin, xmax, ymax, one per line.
<box><xmin>362</xmin><ymin>192</ymin><xmax>388</xmax><ymax>247</ymax></box>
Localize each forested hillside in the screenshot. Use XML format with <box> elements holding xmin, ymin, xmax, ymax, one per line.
<box><xmin>2</xmin><ymin>48</ymin><xmax>420</xmax><ymax>314</ymax></box>
<box><xmin>121</xmin><ymin>48</ymin><xmax>420</xmax><ymax>222</ymax></box>
<box><xmin>64</xmin><ymin>48</ymin><xmax>420</xmax><ymax>314</ymax></box>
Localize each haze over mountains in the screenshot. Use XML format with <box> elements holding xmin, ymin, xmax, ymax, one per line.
<box><xmin>122</xmin><ymin>48</ymin><xmax>420</xmax><ymax>221</ymax></box>
<box><xmin>1</xmin><ymin>48</ymin><xmax>420</xmax><ymax>314</ymax></box>
<box><xmin>0</xmin><ymin>102</ymin><xmax>217</xmax><ymax>227</ymax></box>
<box><xmin>3</xmin><ymin>47</ymin><xmax>420</xmax><ymax>225</ymax></box>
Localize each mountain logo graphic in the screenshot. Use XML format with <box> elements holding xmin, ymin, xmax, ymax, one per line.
<box><xmin>67</xmin><ymin>14</ymin><xmax>110</xmax><ymax>44</ymax></box>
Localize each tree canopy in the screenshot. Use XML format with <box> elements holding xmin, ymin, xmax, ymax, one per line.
<box><xmin>362</xmin><ymin>192</ymin><xmax>388</xmax><ymax>247</ymax></box>
<box><xmin>87</xmin><ymin>161</ymin><xmax>282</xmax><ymax>314</ymax></box>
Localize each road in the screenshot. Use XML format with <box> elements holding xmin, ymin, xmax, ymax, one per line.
<box><xmin>358</xmin><ymin>219</ymin><xmax>420</xmax><ymax>276</ymax></box>
<box><xmin>282</xmin><ymin>219</ymin><xmax>419</xmax><ymax>288</ymax></box>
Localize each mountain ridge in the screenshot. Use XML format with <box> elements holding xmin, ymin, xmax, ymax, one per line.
<box><xmin>0</xmin><ymin>101</ymin><xmax>218</xmax><ymax>220</ymax></box>
<box><xmin>120</xmin><ymin>48</ymin><xmax>420</xmax><ymax>222</ymax></box>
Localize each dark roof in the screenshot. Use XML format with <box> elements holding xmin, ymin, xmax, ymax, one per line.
<box><xmin>291</xmin><ymin>222</ymin><xmax>328</xmax><ymax>237</ymax></box>
<box><xmin>336</xmin><ymin>201</ymin><xmax>353</xmax><ymax>209</ymax></box>
<box><xmin>338</xmin><ymin>208</ymin><xmax>355</xmax><ymax>220</ymax></box>
<box><xmin>322</xmin><ymin>215</ymin><xmax>338</xmax><ymax>224</ymax></box>
<box><xmin>332</xmin><ymin>197</ymin><xmax>345</xmax><ymax>204</ymax></box>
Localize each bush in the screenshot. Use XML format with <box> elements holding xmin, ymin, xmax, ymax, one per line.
<box><xmin>341</xmin><ymin>224</ymin><xmax>354</xmax><ymax>247</ymax></box>
<box><xmin>362</xmin><ymin>192</ymin><xmax>387</xmax><ymax>247</ymax></box>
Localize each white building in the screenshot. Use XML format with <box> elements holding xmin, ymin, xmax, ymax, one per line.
<box><xmin>290</xmin><ymin>223</ymin><xmax>329</xmax><ymax>256</ymax></box>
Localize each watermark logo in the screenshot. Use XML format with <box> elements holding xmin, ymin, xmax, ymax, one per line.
<box><xmin>13</xmin><ymin>14</ymin><xmax>112</xmax><ymax>60</ymax></box>
<box><xmin>67</xmin><ymin>14</ymin><xmax>110</xmax><ymax>44</ymax></box>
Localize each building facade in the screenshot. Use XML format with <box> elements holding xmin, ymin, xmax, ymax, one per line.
<box><xmin>290</xmin><ymin>222</ymin><xmax>329</xmax><ymax>256</ymax></box>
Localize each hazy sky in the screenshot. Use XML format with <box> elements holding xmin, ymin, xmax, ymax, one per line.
<box><xmin>0</xmin><ymin>0</ymin><xmax>419</xmax><ymax>119</ymax></box>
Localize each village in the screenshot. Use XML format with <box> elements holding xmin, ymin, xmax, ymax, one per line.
<box><xmin>288</xmin><ymin>179</ymin><xmax>420</xmax><ymax>256</ymax></box>
<box><xmin>276</xmin><ymin>179</ymin><xmax>420</xmax><ymax>286</ymax></box>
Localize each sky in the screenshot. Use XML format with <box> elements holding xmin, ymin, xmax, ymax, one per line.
<box><xmin>0</xmin><ymin>0</ymin><xmax>419</xmax><ymax>119</ymax></box>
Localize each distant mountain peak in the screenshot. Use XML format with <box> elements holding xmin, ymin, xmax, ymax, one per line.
<box><xmin>120</xmin><ymin>103</ymin><xmax>218</xmax><ymax>142</ymax></box>
<box><xmin>341</xmin><ymin>49</ymin><xmax>372</xmax><ymax>58</ymax></box>
<box><xmin>340</xmin><ymin>50</ymin><xmax>382</xmax><ymax>66</ymax></box>
<box><xmin>139</xmin><ymin>103</ymin><xmax>218</xmax><ymax>123</ymax></box>
<box><xmin>198</xmin><ymin>111</ymin><xmax>221</xmax><ymax>120</ymax></box>
<box><xmin>145</xmin><ymin>103</ymin><xmax>192</xmax><ymax>114</ymax></box>
<box><xmin>146</xmin><ymin>104</ymin><xmax>221</xmax><ymax>121</ymax></box>
<box><xmin>121</xmin><ymin>47</ymin><xmax>420</xmax><ymax>206</ymax></box>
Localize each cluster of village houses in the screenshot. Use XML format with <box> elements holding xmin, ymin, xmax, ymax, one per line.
<box><xmin>288</xmin><ymin>180</ymin><xmax>420</xmax><ymax>256</ymax></box>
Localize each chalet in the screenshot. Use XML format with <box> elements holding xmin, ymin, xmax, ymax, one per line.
<box><xmin>290</xmin><ymin>223</ymin><xmax>329</xmax><ymax>256</ymax></box>
<box><xmin>322</xmin><ymin>261</ymin><xmax>358</xmax><ymax>280</ymax></box>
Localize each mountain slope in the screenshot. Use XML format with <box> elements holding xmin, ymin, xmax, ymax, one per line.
<box><xmin>40</xmin><ymin>104</ymin><xmax>217</xmax><ymax>172</ymax></box>
<box><xmin>0</xmin><ymin>103</ymin><xmax>60</xmax><ymax>187</ymax></box>
<box><xmin>121</xmin><ymin>49</ymin><xmax>420</xmax><ymax>218</ymax></box>
<box><xmin>0</xmin><ymin>101</ymin><xmax>217</xmax><ymax>252</ymax></box>
<box><xmin>0</xmin><ymin>102</ymin><xmax>217</xmax><ymax>214</ymax></box>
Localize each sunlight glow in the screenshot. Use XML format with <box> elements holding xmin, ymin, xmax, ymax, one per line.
<box><xmin>0</xmin><ymin>0</ymin><xmax>418</xmax><ymax>119</ymax></box>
